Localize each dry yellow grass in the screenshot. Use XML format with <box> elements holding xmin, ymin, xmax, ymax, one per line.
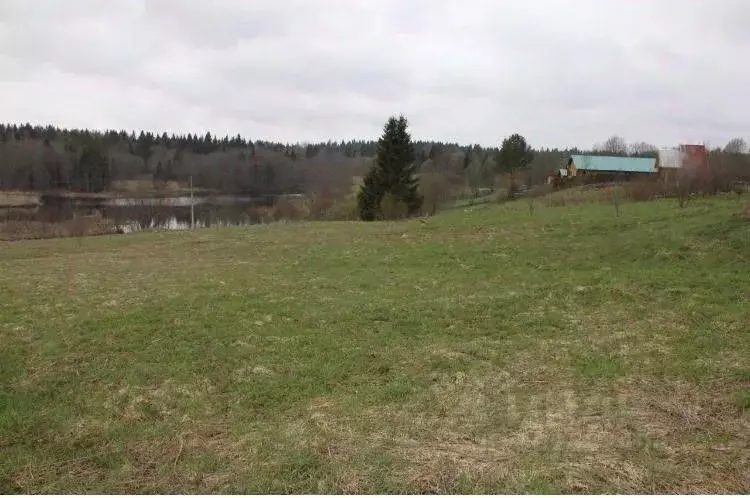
<box><xmin>0</xmin><ymin>195</ymin><xmax>748</xmax><ymax>493</ymax></box>
<box><xmin>0</xmin><ymin>190</ymin><xmax>41</xmax><ymax>207</ymax></box>
<box><xmin>0</xmin><ymin>213</ymin><xmax>120</xmax><ymax>241</ymax></box>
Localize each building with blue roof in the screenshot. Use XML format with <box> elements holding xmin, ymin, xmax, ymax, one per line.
<box><xmin>567</xmin><ymin>154</ymin><xmax>658</xmax><ymax>177</ymax></box>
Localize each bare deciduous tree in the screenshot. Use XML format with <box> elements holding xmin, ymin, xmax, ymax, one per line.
<box><xmin>724</xmin><ymin>137</ymin><xmax>748</xmax><ymax>154</ymax></box>
<box><xmin>595</xmin><ymin>135</ymin><xmax>628</xmax><ymax>156</ymax></box>
<box><xmin>628</xmin><ymin>141</ymin><xmax>657</xmax><ymax>157</ymax></box>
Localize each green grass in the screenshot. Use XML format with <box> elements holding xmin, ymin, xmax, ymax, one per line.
<box><xmin>1</xmin><ymin>196</ymin><xmax>748</xmax><ymax>493</ymax></box>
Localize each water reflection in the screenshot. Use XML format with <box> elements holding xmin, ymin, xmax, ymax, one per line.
<box><xmin>4</xmin><ymin>195</ymin><xmax>282</xmax><ymax>233</ymax></box>
<box><xmin>104</xmin><ymin>195</ymin><xmax>257</xmax><ymax>207</ymax></box>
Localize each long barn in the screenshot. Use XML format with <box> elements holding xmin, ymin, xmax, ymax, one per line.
<box><xmin>567</xmin><ymin>154</ymin><xmax>658</xmax><ymax>182</ymax></box>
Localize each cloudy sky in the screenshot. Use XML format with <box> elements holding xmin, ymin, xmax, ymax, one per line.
<box><xmin>1</xmin><ymin>0</ymin><xmax>748</xmax><ymax>149</ymax></box>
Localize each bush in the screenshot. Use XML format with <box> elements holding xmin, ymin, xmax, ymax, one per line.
<box><xmin>705</xmin><ymin>168</ymin><xmax>742</xmax><ymax>196</ymax></box>
<box><xmin>0</xmin><ymin>213</ymin><xmax>119</xmax><ymax>241</ymax></box>
<box><xmin>271</xmin><ymin>201</ymin><xmax>292</xmax><ymax>221</ymax></box>
<box><xmin>328</xmin><ymin>197</ymin><xmax>359</xmax><ymax>220</ymax></box>
<box><xmin>271</xmin><ymin>197</ymin><xmax>307</xmax><ymax>221</ymax></box>
<box><xmin>307</xmin><ymin>192</ymin><xmax>336</xmax><ymax>220</ymax></box>
<box><xmin>419</xmin><ymin>172</ymin><xmax>453</xmax><ymax>216</ymax></box>
<box><xmin>622</xmin><ymin>180</ymin><xmax>664</xmax><ymax>201</ymax></box>
<box><xmin>255</xmin><ymin>205</ymin><xmax>274</xmax><ymax>223</ymax></box>
<box><xmin>379</xmin><ymin>193</ymin><xmax>409</xmax><ymax>220</ymax></box>
<box><xmin>545</xmin><ymin>186</ymin><xmax>618</xmax><ymax>207</ymax></box>
<box><xmin>525</xmin><ymin>184</ymin><xmax>554</xmax><ymax>199</ymax></box>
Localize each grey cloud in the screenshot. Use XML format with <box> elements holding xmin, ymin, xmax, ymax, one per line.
<box><xmin>0</xmin><ymin>0</ymin><xmax>748</xmax><ymax>148</ymax></box>
<box><xmin>144</xmin><ymin>1</ymin><xmax>296</xmax><ymax>49</ymax></box>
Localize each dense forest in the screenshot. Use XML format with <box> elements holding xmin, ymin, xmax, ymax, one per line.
<box><xmin>0</xmin><ymin>123</ymin><xmax>747</xmax><ymax>198</ymax></box>
<box><xmin>0</xmin><ymin>123</ymin><xmax>579</xmax><ymax>197</ymax></box>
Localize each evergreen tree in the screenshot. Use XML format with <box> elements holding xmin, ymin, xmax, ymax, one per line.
<box><xmin>357</xmin><ymin>170</ymin><xmax>383</xmax><ymax>221</ymax></box>
<box><xmin>263</xmin><ymin>163</ymin><xmax>275</xmax><ymax>189</ymax></box>
<box><xmin>75</xmin><ymin>139</ymin><xmax>109</xmax><ymax>192</ymax></box>
<box><xmin>164</xmin><ymin>160</ymin><xmax>174</xmax><ymax>181</ymax></box>
<box><xmin>357</xmin><ymin>115</ymin><xmax>422</xmax><ymax>221</ymax></box>
<box><xmin>496</xmin><ymin>133</ymin><xmax>534</xmax><ymax>199</ymax></box>
<box><xmin>155</xmin><ymin>161</ymin><xmax>165</xmax><ymax>182</ymax></box>
<box><xmin>135</xmin><ymin>131</ymin><xmax>153</xmax><ymax>173</ymax></box>
<box><xmin>429</xmin><ymin>143</ymin><xmax>442</xmax><ymax>160</ymax></box>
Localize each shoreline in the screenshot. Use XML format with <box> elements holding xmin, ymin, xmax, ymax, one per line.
<box><xmin>0</xmin><ymin>189</ymin><xmax>201</xmax><ymax>208</ymax></box>
<box><xmin>0</xmin><ymin>191</ymin><xmax>43</xmax><ymax>208</ymax></box>
<box><xmin>0</xmin><ymin>189</ymin><xmax>293</xmax><ymax>208</ymax></box>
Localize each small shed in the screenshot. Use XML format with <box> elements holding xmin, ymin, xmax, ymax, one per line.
<box><xmin>547</xmin><ymin>168</ymin><xmax>568</xmax><ymax>185</ymax></box>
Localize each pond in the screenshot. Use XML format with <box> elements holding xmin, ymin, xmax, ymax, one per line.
<box><xmin>1</xmin><ymin>194</ymin><xmax>291</xmax><ymax>233</ymax></box>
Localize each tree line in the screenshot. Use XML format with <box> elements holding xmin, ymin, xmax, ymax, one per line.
<box><xmin>0</xmin><ymin>123</ymin><xmax>747</xmax><ymax>204</ymax></box>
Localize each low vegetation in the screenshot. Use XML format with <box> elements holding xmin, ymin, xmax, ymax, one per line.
<box><xmin>1</xmin><ymin>195</ymin><xmax>748</xmax><ymax>493</ymax></box>
<box><xmin>0</xmin><ymin>191</ymin><xmax>42</xmax><ymax>208</ymax></box>
<box><xmin>0</xmin><ymin>213</ymin><xmax>120</xmax><ymax>241</ymax></box>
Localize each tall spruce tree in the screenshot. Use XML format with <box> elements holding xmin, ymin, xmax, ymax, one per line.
<box><xmin>357</xmin><ymin>115</ymin><xmax>422</xmax><ymax>220</ymax></box>
<box><xmin>496</xmin><ymin>133</ymin><xmax>534</xmax><ymax>199</ymax></box>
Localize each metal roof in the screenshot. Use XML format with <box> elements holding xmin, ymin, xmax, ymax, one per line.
<box><xmin>569</xmin><ymin>154</ymin><xmax>657</xmax><ymax>173</ymax></box>
<box><xmin>658</xmin><ymin>148</ymin><xmax>684</xmax><ymax>169</ymax></box>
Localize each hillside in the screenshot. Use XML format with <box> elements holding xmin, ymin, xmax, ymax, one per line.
<box><xmin>0</xmin><ymin>197</ymin><xmax>748</xmax><ymax>493</ymax></box>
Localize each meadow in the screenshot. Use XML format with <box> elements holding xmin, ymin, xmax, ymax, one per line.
<box><xmin>1</xmin><ymin>195</ymin><xmax>748</xmax><ymax>493</ymax></box>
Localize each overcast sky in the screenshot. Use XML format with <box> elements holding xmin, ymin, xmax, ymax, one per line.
<box><xmin>1</xmin><ymin>0</ymin><xmax>748</xmax><ymax>149</ymax></box>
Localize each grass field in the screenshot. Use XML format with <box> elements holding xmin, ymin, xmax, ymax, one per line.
<box><xmin>1</xmin><ymin>196</ymin><xmax>748</xmax><ymax>493</ymax></box>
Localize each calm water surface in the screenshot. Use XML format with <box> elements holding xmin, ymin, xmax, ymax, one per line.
<box><xmin>3</xmin><ymin>195</ymin><xmax>290</xmax><ymax>232</ymax></box>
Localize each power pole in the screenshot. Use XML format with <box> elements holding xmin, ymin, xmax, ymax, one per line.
<box><xmin>189</xmin><ymin>175</ymin><xmax>195</xmax><ymax>229</ymax></box>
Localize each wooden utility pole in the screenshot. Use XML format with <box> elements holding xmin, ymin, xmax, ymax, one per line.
<box><xmin>189</xmin><ymin>175</ymin><xmax>195</xmax><ymax>229</ymax></box>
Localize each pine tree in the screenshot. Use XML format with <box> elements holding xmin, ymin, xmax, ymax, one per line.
<box><xmin>155</xmin><ymin>161</ymin><xmax>165</xmax><ymax>182</ymax></box>
<box><xmin>357</xmin><ymin>169</ymin><xmax>384</xmax><ymax>221</ymax></box>
<box><xmin>357</xmin><ymin>115</ymin><xmax>422</xmax><ymax>221</ymax></box>
<box><xmin>497</xmin><ymin>133</ymin><xmax>534</xmax><ymax>199</ymax></box>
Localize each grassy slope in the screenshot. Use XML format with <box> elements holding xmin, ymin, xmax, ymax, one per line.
<box><xmin>1</xmin><ymin>196</ymin><xmax>748</xmax><ymax>493</ymax></box>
